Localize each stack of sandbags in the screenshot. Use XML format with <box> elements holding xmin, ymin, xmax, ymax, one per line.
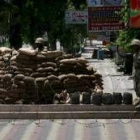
<box><xmin>41</xmin><ymin>51</ymin><xmax>63</xmax><ymax>62</ymax></box>
<box><xmin>22</xmin><ymin>76</ymin><xmax>38</xmax><ymax>103</ymax></box>
<box><xmin>14</xmin><ymin>48</ymin><xmax>38</xmax><ymax>76</ymax></box>
<box><xmin>31</xmin><ymin>51</ymin><xmax>63</xmax><ymax>78</ymax></box>
<box><xmin>0</xmin><ymin>46</ymin><xmax>104</xmax><ymax>104</ymax></box>
<box><xmin>43</xmin><ymin>75</ymin><xmax>63</xmax><ymax>103</ymax></box>
<box><xmin>58</xmin><ymin>58</ymin><xmax>92</xmax><ymax>74</ymax></box>
<box><xmin>77</xmin><ymin>74</ymin><xmax>96</xmax><ymax>89</ymax></box>
<box><xmin>0</xmin><ymin>47</ymin><xmax>13</xmax><ymax>87</ymax></box>
<box><xmin>62</xmin><ymin>73</ymin><xmax>81</xmax><ymax>93</ymax></box>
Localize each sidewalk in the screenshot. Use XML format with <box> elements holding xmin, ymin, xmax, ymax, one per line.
<box><xmin>88</xmin><ymin>58</ymin><xmax>136</xmax><ymax>99</ymax></box>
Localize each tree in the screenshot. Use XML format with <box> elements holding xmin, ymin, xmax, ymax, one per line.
<box><xmin>0</xmin><ymin>0</ymin><xmax>87</xmax><ymax>50</ymax></box>
<box><xmin>115</xmin><ymin>0</ymin><xmax>140</xmax><ymax>51</ymax></box>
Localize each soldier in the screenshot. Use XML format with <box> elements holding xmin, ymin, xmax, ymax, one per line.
<box><xmin>35</xmin><ymin>37</ymin><xmax>44</xmax><ymax>51</ymax></box>
<box><xmin>131</xmin><ymin>39</ymin><xmax>140</xmax><ymax>109</ymax></box>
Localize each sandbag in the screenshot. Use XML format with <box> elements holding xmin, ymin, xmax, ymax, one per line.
<box><xmin>3</xmin><ymin>81</ymin><xmax>12</xmax><ymax>90</ymax></box>
<box><xmin>0</xmin><ymin>47</ymin><xmax>12</xmax><ymax>54</ymax></box>
<box><xmin>0</xmin><ymin>56</ymin><xmax>3</xmax><ymax>61</ymax></box>
<box><xmin>12</xmin><ymin>49</ymin><xmax>19</xmax><ymax>56</ymax></box>
<box><xmin>86</xmin><ymin>66</ymin><xmax>95</xmax><ymax>74</ymax></box>
<box><xmin>23</xmin><ymin>76</ymin><xmax>35</xmax><ymax>83</ymax></box>
<box><xmin>67</xmin><ymin>73</ymin><xmax>78</xmax><ymax>80</ymax></box>
<box><xmin>78</xmin><ymin>74</ymin><xmax>95</xmax><ymax>80</ymax></box>
<box><xmin>91</xmin><ymin>93</ymin><xmax>102</xmax><ymax>105</ymax></box>
<box><xmin>10</xmin><ymin>61</ymin><xmax>17</xmax><ymax>66</ymax></box>
<box><xmin>10</xmin><ymin>55</ymin><xmax>17</xmax><ymax>61</ymax></box>
<box><xmin>94</xmin><ymin>73</ymin><xmax>102</xmax><ymax>78</ymax></box>
<box><xmin>76</xmin><ymin>57</ymin><xmax>88</xmax><ymax>64</ymax></box>
<box><xmin>81</xmin><ymin>92</ymin><xmax>91</xmax><ymax>104</ymax></box>
<box><xmin>58</xmin><ymin>74</ymin><xmax>67</xmax><ymax>81</ymax></box>
<box><xmin>70</xmin><ymin>92</ymin><xmax>80</xmax><ymax>104</ymax></box>
<box><xmin>0</xmin><ymin>71</ymin><xmax>6</xmax><ymax>75</ymax></box>
<box><xmin>79</xmin><ymin>79</ymin><xmax>92</xmax><ymax>88</ymax></box>
<box><xmin>47</xmin><ymin>75</ymin><xmax>59</xmax><ymax>81</ymax></box>
<box><xmin>113</xmin><ymin>92</ymin><xmax>122</xmax><ymax>104</ymax></box>
<box><xmin>65</xmin><ymin>85</ymin><xmax>83</xmax><ymax>93</ymax></box>
<box><xmin>123</xmin><ymin>92</ymin><xmax>132</xmax><ymax>104</ymax></box>
<box><xmin>16</xmin><ymin>63</ymin><xmax>36</xmax><ymax>69</ymax></box>
<box><xmin>17</xmin><ymin>68</ymin><xmax>33</xmax><ymax>73</ymax></box>
<box><xmin>34</xmin><ymin>54</ymin><xmax>46</xmax><ymax>60</ymax></box>
<box><xmin>41</xmin><ymin>51</ymin><xmax>63</xmax><ymax>59</ymax></box>
<box><xmin>0</xmin><ymin>61</ymin><xmax>5</xmax><ymax>67</ymax></box>
<box><xmin>59</xmin><ymin>64</ymin><xmax>75</xmax><ymax>73</ymax></box>
<box><xmin>41</xmin><ymin>62</ymin><xmax>57</xmax><ymax>68</ymax></box>
<box><xmin>18</xmin><ymin>48</ymin><xmax>38</xmax><ymax>56</ymax></box>
<box><xmin>59</xmin><ymin>58</ymin><xmax>76</xmax><ymax>64</ymax></box>
<box><xmin>16</xmin><ymin>58</ymin><xmax>37</xmax><ymax>65</ymax></box>
<box><xmin>49</xmin><ymin>80</ymin><xmax>63</xmax><ymax>89</ymax></box>
<box><xmin>15</xmin><ymin>81</ymin><xmax>26</xmax><ymax>89</ymax></box>
<box><xmin>36</xmin><ymin>67</ymin><xmax>54</xmax><ymax>73</ymax></box>
<box><xmin>55</xmin><ymin>54</ymin><xmax>73</xmax><ymax>61</ymax></box>
<box><xmin>4</xmin><ymin>97</ymin><xmax>17</xmax><ymax>104</ymax></box>
<box><xmin>14</xmin><ymin>74</ymin><xmax>25</xmax><ymax>81</ymax></box>
<box><xmin>14</xmin><ymin>71</ymin><xmax>30</xmax><ymax>76</ymax></box>
<box><xmin>23</xmin><ymin>76</ymin><xmax>36</xmax><ymax>88</ymax></box>
<box><xmin>35</xmin><ymin>77</ymin><xmax>47</xmax><ymax>83</ymax></box>
<box><xmin>3</xmin><ymin>74</ymin><xmax>12</xmax><ymax>82</ymax></box>
<box><xmin>63</xmin><ymin>78</ymin><xmax>79</xmax><ymax>87</ymax></box>
<box><xmin>0</xmin><ymin>88</ymin><xmax>9</xmax><ymax>99</ymax></box>
<box><xmin>102</xmin><ymin>93</ymin><xmax>114</xmax><ymax>105</ymax></box>
<box><xmin>17</xmin><ymin>53</ymin><xmax>31</xmax><ymax>60</ymax></box>
<box><xmin>10</xmin><ymin>87</ymin><xmax>25</xmax><ymax>97</ymax></box>
<box><xmin>30</xmin><ymin>72</ymin><xmax>47</xmax><ymax>78</ymax></box>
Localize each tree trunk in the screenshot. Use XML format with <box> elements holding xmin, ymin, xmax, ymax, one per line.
<box><xmin>9</xmin><ymin>0</ymin><xmax>22</xmax><ymax>49</ymax></box>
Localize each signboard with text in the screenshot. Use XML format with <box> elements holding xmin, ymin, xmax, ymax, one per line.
<box><xmin>65</xmin><ymin>11</ymin><xmax>87</xmax><ymax>24</ymax></box>
<box><xmin>104</xmin><ymin>0</ymin><xmax>122</xmax><ymax>6</ymax></box>
<box><xmin>88</xmin><ymin>6</ymin><xmax>125</xmax><ymax>32</ymax></box>
<box><xmin>87</xmin><ymin>0</ymin><xmax>122</xmax><ymax>6</ymax></box>
<box><xmin>87</xmin><ymin>0</ymin><xmax>102</xmax><ymax>6</ymax></box>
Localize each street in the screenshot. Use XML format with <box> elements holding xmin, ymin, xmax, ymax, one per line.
<box><xmin>0</xmin><ymin>53</ymin><xmax>138</xmax><ymax>140</ymax></box>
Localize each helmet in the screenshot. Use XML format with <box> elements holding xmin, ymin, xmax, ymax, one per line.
<box><xmin>35</xmin><ymin>37</ymin><xmax>44</xmax><ymax>44</ymax></box>
<box><xmin>131</xmin><ymin>39</ymin><xmax>140</xmax><ymax>46</ymax></box>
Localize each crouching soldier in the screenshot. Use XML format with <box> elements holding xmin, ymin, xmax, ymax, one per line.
<box><xmin>34</xmin><ymin>37</ymin><xmax>44</xmax><ymax>51</ymax></box>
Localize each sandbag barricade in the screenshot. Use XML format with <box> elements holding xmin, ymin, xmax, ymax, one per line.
<box><xmin>0</xmin><ymin>47</ymin><xmax>103</xmax><ymax>104</ymax></box>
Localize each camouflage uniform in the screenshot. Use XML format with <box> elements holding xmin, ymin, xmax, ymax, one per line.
<box><xmin>131</xmin><ymin>39</ymin><xmax>140</xmax><ymax>97</ymax></box>
<box><xmin>133</xmin><ymin>51</ymin><xmax>140</xmax><ymax>97</ymax></box>
<box><xmin>35</xmin><ymin>37</ymin><xmax>44</xmax><ymax>51</ymax></box>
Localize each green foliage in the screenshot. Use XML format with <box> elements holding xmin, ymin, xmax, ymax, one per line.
<box><xmin>115</xmin><ymin>0</ymin><xmax>140</xmax><ymax>52</ymax></box>
<box><xmin>0</xmin><ymin>0</ymin><xmax>87</xmax><ymax>50</ymax></box>
<box><xmin>60</xmin><ymin>24</ymin><xmax>87</xmax><ymax>53</ymax></box>
<box><xmin>115</xmin><ymin>28</ymin><xmax>140</xmax><ymax>52</ymax></box>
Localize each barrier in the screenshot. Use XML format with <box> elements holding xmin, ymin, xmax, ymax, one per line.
<box><xmin>0</xmin><ymin>104</ymin><xmax>139</xmax><ymax>119</ymax></box>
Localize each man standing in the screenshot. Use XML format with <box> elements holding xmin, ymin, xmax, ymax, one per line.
<box><xmin>131</xmin><ymin>39</ymin><xmax>140</xmax><ymax>108</ymax></box>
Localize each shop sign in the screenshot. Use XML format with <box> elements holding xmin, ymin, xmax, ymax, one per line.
<box><xmin>88</xmin><ymin>6</ymin><xmax>125</xmax><ymax>32</ymax></box>
<box><xmin>104</xmin><ymin>0</ymin><xmax>122</xmax><ymax>6</ymax></box>
<box><xmin>65</xmin><ymin>10</ymin><xmax>87</xmax><ymax>24</ymax></box>
<box><xmin>87</xmin><ymin>0</ymin><xmax>102</xmax><ymax>6</ymax></box>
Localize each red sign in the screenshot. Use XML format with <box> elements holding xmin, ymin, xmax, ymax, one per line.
<box><xmin>88</xmin><ymin>6</ymin><xmax>125</xmax><ymax>32</ymax></box>
<box><xmin>129</xmin><ymin>0</ymin><xmax>140</xmax><ymax>28</ymax></box>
